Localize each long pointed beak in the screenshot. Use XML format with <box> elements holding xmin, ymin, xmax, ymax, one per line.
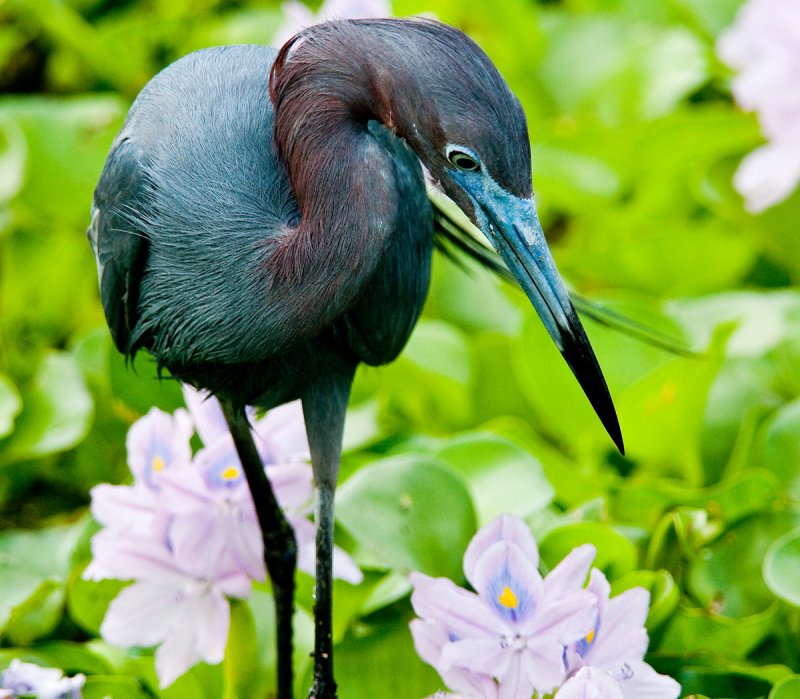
<box><xmin>451</xmin><ymin>180</ymin><xmax>624</xmax><ymax>453</ymax></box>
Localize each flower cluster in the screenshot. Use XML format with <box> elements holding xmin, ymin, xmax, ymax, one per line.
<box><xmin>717</xmin><ymin>0</ymin><xmax>800</xmax><ymax>212</ymax></box>
<box><xmin>410</xmin><ymin>515</ymin><xmax>680</xmax><ymax>699</ymax></box>
<box><xmin>85</xmin><ymin>386</ymin><xmax>361</xmax><ymax>688</ymax></box>
<box><xmin>0</xmin><ymin>660</ymin><xmax>84</xmax><ymax>699</ymax></box>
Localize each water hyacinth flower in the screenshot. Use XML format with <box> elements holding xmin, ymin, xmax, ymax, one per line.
<box><xmin>559</xmin><ymin>569</ymin><xmax>680</xmax><ymax>698</ymax></box>
<box><xmin>86</xmin><ymin>386</ymin><xmax>361</xmax><ymax>687</ymax></box>
<box><xmin>717</xmin><ymin>0</ymin><xmax>800</xmax><ymax>212</ymax></box>
<box><xmin>411</xmin><ymin>515</ymin><xmax>679</xmax><ymax>699</ymax></box>
<box><xmin>0</xmin><ymin>659</ymin><xmax>85</xmax><ymax>699</ymax></box>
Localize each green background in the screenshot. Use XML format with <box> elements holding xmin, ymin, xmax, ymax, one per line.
<box><xmin>1</xmin><ymin>0</ymin><xmax>800</xmax><ymax>697</ymax></box>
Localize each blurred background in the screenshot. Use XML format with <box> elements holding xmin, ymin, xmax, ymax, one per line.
<box><xmin>2</xmin><ymin>0</ymin><xmax>800</xmax><ymax>697</ymax></box>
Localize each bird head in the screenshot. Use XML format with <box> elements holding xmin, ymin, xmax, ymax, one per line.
<box><xmin>272</xmin><ymin>18</ymin><xmax>623</xmax><ymax>453</ymax></box>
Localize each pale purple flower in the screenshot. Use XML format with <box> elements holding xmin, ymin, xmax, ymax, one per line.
<box><xmin>272</xmin><ymin>0</ymin><xmax>392</xmax><ymax>48</ymax></box>
<box><xmin>411</xmin><ymin>515</ymin><xmax>597</xmax><ymax>699</ymax></box>
<box><xmin>126</xmin><ymin>407</ymin><xmax>193</xmax><ymax>487</ymax></box>
<box><xmin>562</xmin><ymin>570</ymin><xmax>680</xmax><ymax>699</ymax></box>
<box><xmin>556</xmin><ymin>666</ymin><xmax>624</xmax><ymax>699</ymax></box>
<box><xmin>94</xmin><ymin>532</ymin><xmax>251</xmax><ymax>688</ymax></box>
<box><xmin>87</xmin><ymin>385</ymin><xmax>362</xmax><ymax>687</ymax></box>
<box><xmin>718</xmin><ymin>0</ymin><xmax>800</xmax><ymax>211</ymax></box>
<box><xmin>181</xmin><ymin>385</ymin><xmax>310</xmax><ymax>463</ymax></box>
<box><xmin>0</xmin><ymin>659</ymin><xmax>85</xmax><ymax>699</ymax></box>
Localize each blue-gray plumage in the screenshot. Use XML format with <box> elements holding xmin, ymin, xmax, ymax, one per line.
<box><xmin>88</xmin><ymin>18</ymin><xmax>622</xmax><ymax>699</ymax></box>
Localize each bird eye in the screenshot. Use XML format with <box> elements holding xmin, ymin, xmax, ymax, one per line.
<box><xmin>447</xmin><ymin>149</ymin><xmax>480</xmax><ymax>172</ymax></box>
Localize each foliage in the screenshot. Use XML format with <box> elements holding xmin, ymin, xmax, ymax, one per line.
<box><xmin>1</xmin><ymin>0</ymin><xmax>799</xmax><ymax>697</ymax></box>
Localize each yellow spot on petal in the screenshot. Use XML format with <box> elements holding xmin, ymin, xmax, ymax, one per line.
<box><xmin>586</xmin><ymin>628</ymin><xmax>595</xmax><ymax>644</ymax></box>
<box><xmin>222</xmin><ymin>466</ymin><xmax>240</xmax><ymax>480</ymax></box>
<box><xmin>152</xmin><ymin>456</ymin><xmax>166</xmax><ymax>472</ymax></box>
<box><xmin>498</xmin><ymin>586</ymin><xmax>518</xmax><ymax>609</ymax></box>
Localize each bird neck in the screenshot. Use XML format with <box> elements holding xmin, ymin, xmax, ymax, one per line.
<box><xmin>266</xmin><ymin>37</ymin><xmax>428</xmax><ymax>333</ymax></box>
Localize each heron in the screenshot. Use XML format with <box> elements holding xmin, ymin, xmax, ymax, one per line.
<box><xmin>88</xmin><ymin>18</ymin><xmax>623</xmax><ymax>699</ymax></box>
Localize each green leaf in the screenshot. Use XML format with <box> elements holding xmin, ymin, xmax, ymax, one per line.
<box><xmin>32</xmin><ymin>641</ymin><xmax>112</xmax><ymax>676</ymax></box>
<box><xmin>659</xmin><ymin>603</ymin><xmax>778</xmax><ymax>658</ymax></box>
<box><xmin>763</xmin><ymin>528</ymin><xmax>800</xmax><ymax>608</ymax></box>
<box><xmin>337</xmin><ymin>455</ymin><xmax>477</xmax><ymax>580</ymax></box>
<box><xmin>0</xmin><ymin>374</ymin><xmax>22</xmax><ymax>439</ymax></box>
<box><xmin>82</xmin><ymin>676</ymin><xmax>151</xmax><ymax>699</ymax></box>
<box><xmin>5</xmin><ymin>579</ymin><xmax>64</xmax><ymax>645</ymax></box>
<box><xmin>0</xmin><ymin>522</ymin><xmax>83</xmax><ymax>636</ymax></box>
<box><xmin>0</xmin><ymin>353</ymin><xmax>93</xmax><ymax>466</ymax></box>
<box><xmin>0</xmin><ymin>113</ymin><xmax>26</xmax><ymax>204</ymax></box>
<box><xmin>378</xmin><ymin>319</ymin><xmax>474</xmax><ymax>431</ymax></box>
<box><xmin>433</xmin><ymin>432</ymin><xmax>554</xmax><ymax>524</ymax></box>
<box><xmin>770</xmin><ymin>675</ymin><xmax>800</xmax><ymax>699</ymax></box>
<box><xmin>329</xmin><ymin>614</ymin><xmax>442</xmax><ymax>699</ymax></box>
<box><xmin>611</xmin><ymin>568</ymin><xmax>680</xmax><ymax>630</ymax></box>
<box><xmin>539</xmin><ymin>522</ymin><xmax>638</xmax><ymax>580</ymax></box>
<box><xmin>755</xmin><ymin>400</ymin><xmax>800</xmax><ymax>499</ymax></box>
<box><xmin>66</xmin><ymin>564</ymin><xmax>126</xmax><ymax>636</ymax></box>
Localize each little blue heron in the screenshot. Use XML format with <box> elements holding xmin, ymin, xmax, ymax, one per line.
<box><xmin>88</xmin><ymin>18</ymin><xmax>623</xmax><ymax>699</ymax></box>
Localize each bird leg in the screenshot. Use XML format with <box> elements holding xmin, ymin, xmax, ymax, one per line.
<box><xmin>302</xmin><ymin>365</ymin><xmax>355</xmax><ymax>699</ymax></box>
<box><xmin>221</xmin><ymin>400</ymin><xmax>297</xmax><ymax>699</ymax></box>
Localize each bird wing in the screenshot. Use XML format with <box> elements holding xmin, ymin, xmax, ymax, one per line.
<box><xmin>87</xmin><ymin>137</ymin><xmax>152</xmax><ymax>355</ymax></box>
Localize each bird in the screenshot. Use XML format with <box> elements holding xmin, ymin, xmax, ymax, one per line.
<box><xmin>87</xmin><ymin>18</ymin><xmax>623</xmax><ymax>699</ymax></box>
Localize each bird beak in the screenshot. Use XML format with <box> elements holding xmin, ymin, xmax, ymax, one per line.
<box><xmin>433</xmin><ymin>176</ymin><xmax>624</xmax><ymax>453</ymax></box>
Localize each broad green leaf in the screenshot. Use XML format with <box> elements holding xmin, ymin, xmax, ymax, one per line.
<box><xmin>365</xmin><ymin>319</ymin><xmax>474</xmax><ymax>431</ymax></box>
<box><xmin>329</xmin><ymin>614</ymin><xmax>442</xmax><ymax>699</ymax></box>
<box><xmin>754</xmin><ymin>400</ymin><xmax>800</xmax><ymax>499</ymax></box>
<box><xmin>0</xmin><ymin>523</ymin><xmax>83</xmax><ymax>635</ymax></box>
<box><xmin>0</xmin><ymin>96</ymin><xmax>126</xmax><ymax>227</ymax></box>
<box><xmin>33</xmin><ymin>641</ymin><xmax>113</xmax><ymax>676</ymax></box>
<box><xmin>770</xmin><ymin>675</ymin><xmax>800</xmax><ymax>699</ymax></box>
<box><xmin>5</xmin><ymin>579</ymin><xmax>64</xmax><ymax>645</ymax></box>
<box><xmin>66</xmin><ymin>564</ymin><xmax>125</xmax><ymax>636</ymax></box>
<box><xmin>763</xmin><ymin>528</ymin><xmax>800</xmax><ymax>608</ymax></box>
<box><xmin>337</xmin><ymin>455</ymin><xmax>477</xmax><ymax>580</ymax></box>
<box><xmin>539</xmin><ymin>522</ymin><xmax>638</xmax><ymax>579</ymax></box>
<box><xmin>0</xmin><ymin>353</ymin><xmax>93</xmax><ymax>466</ymax></box>
<box><xmin>688</xmin><ymin>513</ymin><xmax>800</xmax><ymax>617</ymax></box>
<box><xmin>659</xmin><ymin>603</ymin><xmax>778</xmax><ymax>658</ymax></box>
<box><xmin>611</xmin><ymin>569</ymin><xmax>680</xmax><ymax>630</ymax></box>
<box><xmin>433</xmin><ymin>432</ymin><xmax>554</xmax><ymax>523</ymax></box>
<box><xmin>82</xmin><ymin>676</ymin><xmax>151</xmax><ymax>699</ymax></box>
<box><xmin>0</xmin><ymin>374</ymin><xmax>22</xmax><ymax>439</ymax></box>
<box><xmin>0</xmin><ymin>113</ymin><xmax>26</xmax><ymax>204</ymax></box>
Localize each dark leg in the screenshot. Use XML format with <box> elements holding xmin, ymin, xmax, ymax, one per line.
<box><xmin>221</xmin><ymin>400</ymin><xmax>297</xmax><ymax>699</ymax></box>
<box><xmin>302</xmin><ymin>365</ymin><xmax>355</xmax><ymax>699</ymax></box>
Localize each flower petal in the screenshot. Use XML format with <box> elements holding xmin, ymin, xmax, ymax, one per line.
<box><xmin>470</xmin><ymin>540</ymin><xmax>543</xmax><ymax>627</ymax></box>
<box><xmin>192</xmin><ymin>589</ymin><xmax>231</xmax><ymax>665</ymax></box>
<box><xmin>90</xmin><ymin>483</ymin><xmax>157</xmax><ymax>531</ymax></box>
<box><xmin>585</xmin><ymin>573</ymin><xmax>650</xmax><ymax>668</ymax></box>
<box><xmin>254</xmin><ymin>400</ymin><xmax>310</xmax><ymax>464</ymax></box>
<box><xmin>410</xmin><ymin>620</ymin><xmax>499</xmax><ymax>699</ymax></box>
<box><xmin>410</xmin><ymin>573</ymin><xmax>507</xmax><ymax>638</ymax></box>
<box><xmin>439</xmin><ymin>637</ymin><xmax>510</xmax><ymax>678</ymax></box>
<box><xmin>542</xmin><ymin>544</ymin><xmax>596</xmax><ymax>601</ymax></box>
<box><xmin>101</xmin><ymin>581</ymin><xmax>182</xmax><ymax>647</ymax></box>
<box><xmin>556</xmin><ymin>666</ymin><xmax>625</xmax><ymax>699</ymax></box>
<box><xmin>126</xmin><ymin>407</ymin><xmax>193</xmax><ymax>487</ymax></box>
<box><xmin>526</xmin><ymin>589</ymin><xmax>596</xmax><ymax>644</ymax></box>
<box><xmin>497</xmin><ymin>653</ymin><xmax>534</xmax><ymax>699</ymax></box>
<box><xmin>617</xmin><ymin>660</ymin><xmax>681</xmax><ymax>699</ymax></box>
<box><xmin>181</xmin><ymin>385</ymin><xmax>229</xmax><ymax>446</ymax></box>
<box><xmin>90</xmin><ymin>530</ymin><xmax>186</xmax><ymax>584</ymax></box>
<box><xmin>463</xmin><ymin>515</ymin><xmax>538</xmax><ymax>586</ymax></box>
